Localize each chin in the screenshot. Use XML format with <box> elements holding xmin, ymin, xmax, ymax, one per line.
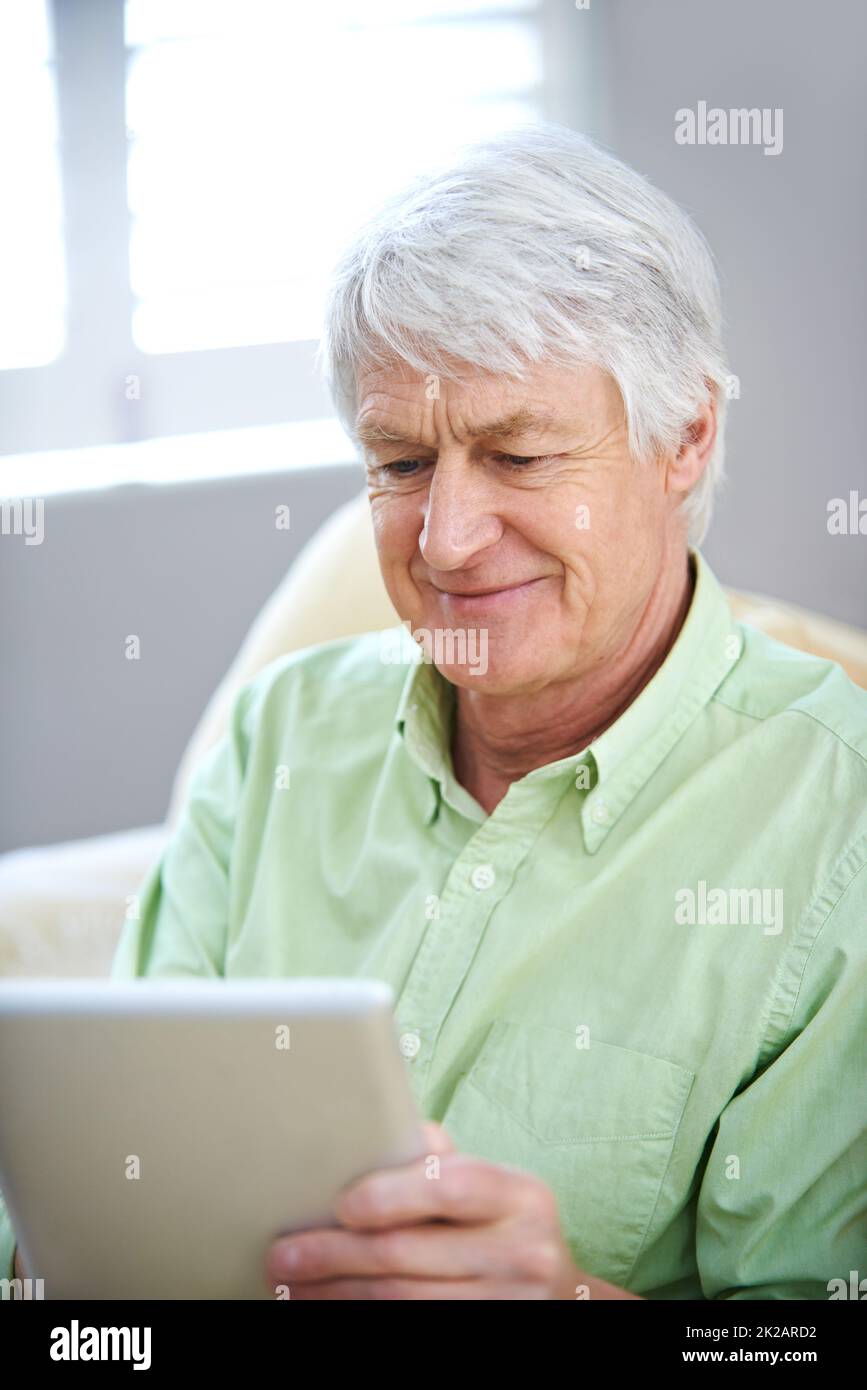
<box><xmin>434</xmin><ymin>653</ymin><xmax>547</xmax><ymax>695</ymax></box>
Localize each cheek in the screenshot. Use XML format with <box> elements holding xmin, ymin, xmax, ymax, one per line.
<box><xmin>370</xmin><ymin>497</ymin><xmax>422</xmax><ymax>579</ymax></box>
<box><xmin>564</xmin><ymin>458</ymin><xmax>662</xmax><ymax>534</ymax></box>
<box><xmin>517</xmin><ymin>477</ymin><xmax>618</xmax><ymax>568</ymax></box>
<box><xmin>529</xmin><ymin>512</ymin><xmax>625</xmax><ymax>620</ymax></box>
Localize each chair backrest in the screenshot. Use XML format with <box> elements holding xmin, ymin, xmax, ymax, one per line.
<box><xmin>169</xmin><ymin>489</ymin><xmax>867</xmax><ymax>824</ymax></box>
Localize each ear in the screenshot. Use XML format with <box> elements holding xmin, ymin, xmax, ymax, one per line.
<box><xmin>666</xmin><ymin>385</ymin><xmax>718</xmax><ymax>498</ymax></box>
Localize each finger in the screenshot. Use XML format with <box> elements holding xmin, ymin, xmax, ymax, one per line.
<box><xmin>268</xmin><ymin>1220</ymin><xmax>513</xmax><ymax>1283</ymax></box>
<box><xmin>419</xmin><ymin>1119</ymin><xmax>455</xmax><ymax>1156</ymax></box>
<box><xmin>330</xmin><ymin>1127</ymin><xmax>451</xmax><ymax>1228</ymax></box>
<box><xmin>283</xmin><ymin>1276</ymin><xmax>519</xmax><ymax>1301</ymax></box>
<box><xmin>335</xmin><ymin>1152</ymin><xmax>537</xmax><ymax>1230</ymax></box>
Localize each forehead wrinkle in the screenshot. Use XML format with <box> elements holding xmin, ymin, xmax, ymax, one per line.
<box><xmin>356</xmin><ymin>405</ymin><xmax>562</xmax><ymax>451</ymax></box>
<box><xmin>463</xmin><ymin>407</ymin><xmax>561</xmax><ymax>441</ymax></box>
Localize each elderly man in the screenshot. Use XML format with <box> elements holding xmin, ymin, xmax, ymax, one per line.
<box><xmin>8</xmin><ymin>125</ymin><xmax>865</xmax><ymax>1300</ymax></box>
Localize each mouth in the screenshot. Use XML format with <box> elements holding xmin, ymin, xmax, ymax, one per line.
<box><xmin>431</xmin><ymin>576</ymin><xmax>550</xmax><ymax>613</ymax></box>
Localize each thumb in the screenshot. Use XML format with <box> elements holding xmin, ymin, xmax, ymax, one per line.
<box><xmin>419</xmin><ymin>1119</ymin><xmax>456</xmax><ymax>1156</ymax></box>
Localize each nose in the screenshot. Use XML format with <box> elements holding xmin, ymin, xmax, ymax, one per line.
<box><xmin>419</xmin><ymin>457</ymin><xmax>503</xmax><ymax>571</ymax></box>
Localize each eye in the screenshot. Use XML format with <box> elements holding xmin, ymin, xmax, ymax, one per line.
<box><xmin>495</xmin><ymin>453</ymin><xmax>551</xmax><ymax>470</ymax></box>
<box><xmin>382</xmin><ymin>459</ymin><xmax>427</xmax><ymax>477</ymax></box>
<box><xmin>376</xmin><ymin>453</ymin><xmax>551</xmax><ymax>477</ymax></box>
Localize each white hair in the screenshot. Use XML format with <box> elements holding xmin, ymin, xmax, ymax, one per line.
<box><xmin>319</xmin><ymin>123</ymin><xmax>730</xmax><ymax>545</ymax></box>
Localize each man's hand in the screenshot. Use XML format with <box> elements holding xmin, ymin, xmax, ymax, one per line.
<box><xmin>266</xmin><ymin>1121</ymin><xmax>641</xmax><ymax>1299</ymax></box>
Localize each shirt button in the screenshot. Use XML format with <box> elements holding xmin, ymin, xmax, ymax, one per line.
<box><xmin>471</xmin><ymin>863</ymin><xmax>496</xmax><ymax>891</ymax></box>
<box><xmin>399</xmin><ymin>1030</ymin><xmax>421</xmax><ymax>1060</ymax></box>
<box><xmin>590</xmin><ymin>801</ymin><xmax>610</xmax><ymax>825</ymax></box>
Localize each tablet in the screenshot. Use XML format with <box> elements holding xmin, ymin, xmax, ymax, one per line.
<box><xmin>0</xmin><ymin>977</ymin><xmax>425</xmax><ymax>1300</ymax></box>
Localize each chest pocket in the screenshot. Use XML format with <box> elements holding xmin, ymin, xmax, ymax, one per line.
<box><xmin>440</xmin><ymin>1020</ymin><xmax>695</xmax><ymax>1288</ymax></box>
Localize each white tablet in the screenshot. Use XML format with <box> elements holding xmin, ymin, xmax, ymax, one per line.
<box><xmin>0</xmin><ymin>977</ymin><xmax>425</xmax><ymax>1300</ymax></box>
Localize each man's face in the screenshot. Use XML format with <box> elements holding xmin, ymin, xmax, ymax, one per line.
<box><xmin>356</xmin><ymin>359</ymin><xmax>687</xmax><ymax>694</ymax></box>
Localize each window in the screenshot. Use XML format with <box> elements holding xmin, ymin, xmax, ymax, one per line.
<box><xmin>0</xmin><ymin>0</ymin><xmax>594</xmax><ymax>476</ymax></box>
<box><xmin>0</xmin><ymin>0</ymin><xmax>65</xmax><ymax>370</ymax></box>
<box><xmin>126</xmin><ymin>0</ymin><xmax>542</xmax><ymax>354</ymax></box>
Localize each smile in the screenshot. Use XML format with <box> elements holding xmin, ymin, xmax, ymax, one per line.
<box><xmin>432</xmin><ymin>577</ymin><xmax>549</xmax><ymax>614</ymax></box>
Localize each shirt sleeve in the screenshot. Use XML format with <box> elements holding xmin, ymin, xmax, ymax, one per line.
<box><xmin>111</xmin><ymin>673</ymin><xmax>261</xmax><ymax>979</ymax></box>
<box><xmin>695</xmin><ymin>851</ymin><xmax>867</xmax><ymax>1299</ymax></box>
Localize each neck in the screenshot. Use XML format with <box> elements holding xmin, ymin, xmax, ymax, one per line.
<box><xmin>451</xmin><ymin>550</ymin><xmax>696</xmax><ymax>814</ymax></box>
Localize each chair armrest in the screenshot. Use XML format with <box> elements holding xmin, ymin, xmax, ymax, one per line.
<box><xmin>0</xmin><ymin>825</ymin><xmax>169</xmax><ymax>978</ymax></box>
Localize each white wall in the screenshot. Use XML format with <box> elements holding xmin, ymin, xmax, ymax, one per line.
<box><xmin>0</xmin><ymin>464</ymin><xmax>364</xmax><ymax>853</ymax></box>
<box><xmin>596</xmin><ymin>0</ymin><xmax>866</xmax><ymax>625</ymax></box>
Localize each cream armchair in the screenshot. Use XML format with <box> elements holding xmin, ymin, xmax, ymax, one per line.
<box><xmin>2</xmin><ymin>487</ymin><xmax>866</xmax><ymax>978</ymax></box>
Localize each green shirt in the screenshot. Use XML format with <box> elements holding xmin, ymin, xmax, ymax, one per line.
<box><xmin>3</xmin><ymin>547</ymin><xmax>866</xmax><ymax>1298</ymax></box>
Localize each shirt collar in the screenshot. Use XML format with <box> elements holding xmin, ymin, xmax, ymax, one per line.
<box><xmin>392</xmin><ymin>622</ymin><xmax>456</xmax><ymax>826</ymax></box>
<box><xmin>392</xmin><ymin>548</ymin><xmax>742</xmax><ymax>849</ymax></box>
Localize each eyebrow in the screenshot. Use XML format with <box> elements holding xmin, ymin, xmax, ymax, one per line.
<box><xmin>356</xmin><ymin>407</ymin><xmax>560</xmax><ymax>451</ymax></box>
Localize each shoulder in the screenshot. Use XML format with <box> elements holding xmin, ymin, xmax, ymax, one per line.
<box><xmin>713</xmin><ymin>624</ymin><xmax>867</xmax><ymax>946</ymax></box>
<box><xmin>715</xmin><ymin>627</ymin><xmax>867</xmax><ymax>1036</ymax></box>
<box><xmin>231</xmin><ymin>627</ymin><xmax>416</xmax><ymax>744</ymax></box>
<box><xmin>714</xmin><ymin>622</ymin><xmax>867</xmax><ymax>771</ymax></box>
